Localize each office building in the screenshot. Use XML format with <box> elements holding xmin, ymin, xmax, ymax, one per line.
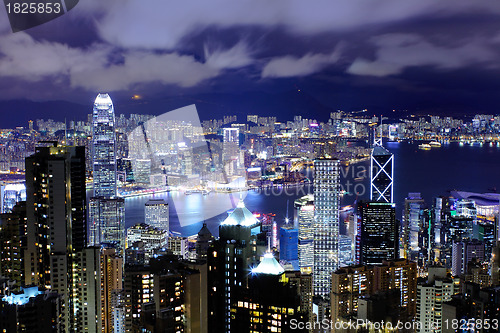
<box><xmin>92</xmin><ymin>93</ymin><xmax>117</xmax><ymax>198</ymax></box>
<box><xmin>338</xmin><ymin>235</ymin><xmax>353</xmax><ymax>267</ymax></box>
<box><xmin>451</xmin><ymin>240</ymin><xmax>485</xmax><ymax>277</ymax></box>
<box><xmin>294</xmin><ymin>195</ymin><xmax>314</xmax><ymax>274</ymax></box>
<box><xmin>313</xmin><ymin>158</ymin><xmax>340</xmax><ymax>299</ymax></box>
<box><xmin>279</xmin><ymin>226</ymin><xmax>299</xmax><ymax>262</ymax></box>
<box><xmin>370</xmin><ymin>146</ymin><xmax>394</xmax><ymax>203</ymax></box>
<box><xmin>124</xmin><ymin>255</ymin><xmax>206</xmax><ymax>333</ymax></box>
<box><xmin>222</xmin><ymin>127</ymin><xmax>240</xmax><ymax>176</ymax></box>
<box><xmin>88</xmin><ymin>197</ymin><xmax>126</xmax><ymax>254</ymax></box>
<box><xmin>358</xmin><ymin>201</ymin><xmax>398</xmax><ymax>265</ymax></box>
<box><xmin>144</xmin><ymin>199</ymin><xmax>169</xmax><ymax>232</ymax></box>
<box><xmin>133</xmin><ymin>159</ymin><xmax>151</xmax><ymax>185</ymax></box>
<box><xmin>126</xmin><ymin>223</ymin><xmax>168</xmax><ymax>263</ymax></box>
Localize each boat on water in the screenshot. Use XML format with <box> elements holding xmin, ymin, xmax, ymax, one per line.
<box><xmin>429</xmin><ymin>141</ymin><xmax>441</xmax><ymax>147</ymax></box>
<box><xmin>418</xmin><ymin>143</ymin><xmax>431</xmax><ymax>150</ymax></box>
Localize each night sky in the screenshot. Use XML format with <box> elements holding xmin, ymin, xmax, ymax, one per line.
<box><xmin>2</xmin><ymin>1</ymin><xmax>500</xmax><ymax>127</ymax></box>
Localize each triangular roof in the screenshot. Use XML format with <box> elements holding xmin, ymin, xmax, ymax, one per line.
<box><xmin>252</xmin><ymin>252</ymin><xmax>285</xmax><ymax>276</ymax></box>
<box><xmin>221</xmin><ymin>200</ymin><xmax>259</xmax><ymax>227</ymax></box>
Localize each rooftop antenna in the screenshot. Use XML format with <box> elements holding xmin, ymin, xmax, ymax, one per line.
<box><xmin>374</xmin><ymin>115</ymin><xmax>383</xmax><ymax>147</ymax></box>
<box><xmin>285</xmin><ymin>199</ymin><xmax>290</xmax><ymax>224</ymax></box>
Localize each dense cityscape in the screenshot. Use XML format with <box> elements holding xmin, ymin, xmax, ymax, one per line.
<box><xmin>4</xmin><ymin>1</ymin><xmax>500</xmax><ymax>332</ymax></box>
<box><xmin>0</xmin><ymin>93</ymin><xmax>499</xmax><ymax>333</ymax></box>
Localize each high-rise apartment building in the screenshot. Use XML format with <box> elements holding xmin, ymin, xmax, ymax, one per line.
<box><xmin>92</xmin><ymin>93</ymin><xmax>117</xmax><ymax>198</ymax></box>
<box><xmin>313</xmin><ymin>158</ymin><xmax>340</xmax><ymax>299</ymax></box>
<box><xmin>358</xmin><ymin>201</ymin><xmax>398</xmax><ymax>265</ymax></box>
<box><xmin>101</xmin><ymin>248</ymin><xmax>123</xmax><ymax>333</ymax></box>
<box><xmin>0</xmin><ymin>201</ymin><xmax>27</xmax><ymax>290</ymax></box>
<box><xmin>331</xmin><ymin>259</ymin><xmax>417</xmax><ymax>322</ymax></box>
<box><xmin>25</xmin><ymin>143</ymin><xmax>87</xmax><ymax>331</ymax></box>
<box><xmin>416</xmin><ymin>268</ymin><xmax>460</xmax><ymax>333</ymax></box>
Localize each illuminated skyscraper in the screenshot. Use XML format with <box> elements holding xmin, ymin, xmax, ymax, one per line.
<box><xmin>358</xmin><ymin>201</ymin><xmax>398</xmax><ymax>265</ymax></box>
<box><xmin>90</xmin><ymin>94</ymin><xmax>126</xmax><ymax>255</ymax></box>
<box><xmin>144</xmin><ymin>199</ymin><xmax>169</xmax><ymax>232</ymax></box>
<box><xmin>313</xmin><ymin>158</ymin><xmax>340</xmax><ymax>299</ymax></box>
<box><xmin>370</xmin><ymin>146</ymin><xmax>394</xmax><ymax>203</ymax></box>
<box><xmin>222</xmin><ymin>127</ymin><xmax>240</xmax><ymax>176</ymax></box>
<box><xmin>25</xmin><ymin>143</ymin><xmax>87</xmax><ymax>330</ymax></box>
<box><xmin>88</xmin><ymin>197</ymin><xmax>125</xmax><ymax>255</ymax></box>
<box><xmin>207</xmin><ymin>200</ymin><xmax>260</xmax><ymax>332</ymax></box>
<box><xmin>294</xmin><ymin>195</ymin><xmax>314</xmax><ymax>273</ymax></box>
<box><xmin>92</xmin><ymin>93</ymin><xmax>117</xmax><ymax>198</ymax></box>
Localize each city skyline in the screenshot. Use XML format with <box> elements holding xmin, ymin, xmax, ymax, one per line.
<box><xmin>4</xmin><ymin>2</ymin><xmax>500</xmax><ymax>129</ymax></box>
<box><xmin>1</xmin><ymin>2</ymin><xmax>500</xmax><ymax>332</ymax></box>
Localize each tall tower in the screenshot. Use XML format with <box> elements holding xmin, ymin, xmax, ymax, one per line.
<box><xmin>207</xmin><ymin>200</ymin><xmax>260</xmax><ymax>333</ymax></box>
<box><xmin>370</xmin><ymin>146</ymin><xmax>394</xmax><ymax>203</ymax></box>
<box><xmin>90</xmin><ymin>94</ymin><xmax>125</xmax><ymax>254</ymax></box>
<box><xmin>92</xmin><ymin>93</ymin><xmax>117</xmax><ymax>198</ymax></box>
<box><xmin>25</xmin><ymin>143</ymin><xmax>87</xmax><ymax>330</ymax></box>
<box><xmin>358</xmin><ymin>201</ymin><xmax>398</xmax><ymax>265</ymax></box>
<box><xmin>313</xmin><ymin>158</ymin><xmax>340</xmax><ymax>299</ymax></box>
<box><xmin>88</xmin><ymin>197</ymin><xmax>126</xmax><ymax>254</ymax></box>
<box><xmin>222</xmin><ymin>127</ymin><xmax>239</xmax><ymax>176</ymax></box>
<box><xmin>294</xmin><ymin>194</ymin><xmax>314</xmax><ymax>274</ymax></box>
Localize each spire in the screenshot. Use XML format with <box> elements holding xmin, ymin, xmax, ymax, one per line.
<box><xmin>374</xmin><ymin>115</ymin><xmax>383</xmax><ymax>147</ymax></box>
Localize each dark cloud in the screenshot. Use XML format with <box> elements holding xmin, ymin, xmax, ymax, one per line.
<box><xmin>1</xmin><ymin>0</ymin><xmax>500</xmax><ymax>117</ymax></box>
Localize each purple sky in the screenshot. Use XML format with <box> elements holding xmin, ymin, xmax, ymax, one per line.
<box><xmin>1</xmin><ymin>1</ymin><xmax>500</xmax><ymax>121</ymax></box>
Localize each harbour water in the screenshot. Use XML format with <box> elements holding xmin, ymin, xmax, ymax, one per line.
<box><xmin>116</xmin><ymin>141</ymin><xmax>500</xmax><ymax>237</ymax></box>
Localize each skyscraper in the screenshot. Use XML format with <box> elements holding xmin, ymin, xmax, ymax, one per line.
<box><xmin>358</xmin><ymin>201</ymin><xmax>398</xmax><ymax>265</ymax></box>
<box><xmin>90</xmin><ymin>94</ymin><xmax>126</xmax><ymax>254</ymax></box>
<box><xmin>92</xmin><ymin>93</ymin><xmax>117</xmax><ymax>198</ymax></box>
<box><xmin>207</xmin><ymin>200</ymin><xmax>260</xmax><ymax>333</ymax></box>
<box><xmin>144</xmin><ymin>199</ymin><xmax>169</xmax><ymax>232</ymax></box>
<box><xmin>416</xmin><ymin>268</ymin><xmax>459</xmax><ymax>333</ymax></box>
<box><xmin>88</xmin><ymin>197</ymin><xmax>126</xmax><ymax>254</ymax></box>
<box><xmin>402</xmin><ymin>193</ymin><xmax>425</xmax><ymax>259</ymax></box>
<box><xmin>370</xmin><ymin>146</ymin><xmax>394</xmax><ymax>203</ymax></box>
<box><xmin>279</xmin><ymin>226</ymin><xmax>298</xmax><ymax>262</ymax></box>
<box><xmin>222</xmin><ymin>127</ymin><xmax>240</xmax><ymax>176</ymax></box>
<box><xmin>25</xmin><ymin>143</ymin><xmax>87</xmax><ymax>330</ymax></box>
<box><xmin>451</xmin><ymin>240</ymin><xmax>485</xmax><ymax>277</ymax></box>
<box><xmin>313</xmin><ymin>158</ymin><xmax>340</xmax><ymax>299</ymax></box>
<box><xmin>294</xmin><ymin>195</ymin><xmax>314</xmax><ymax>274</ymax></box>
